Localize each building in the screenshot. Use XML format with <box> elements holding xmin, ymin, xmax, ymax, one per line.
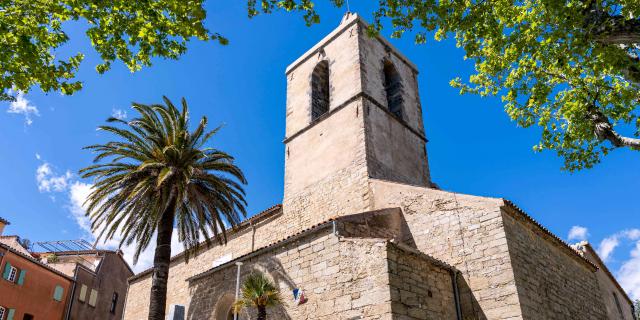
<box><xmin>123</xmin><ymin>13</ymin><xmax>636</xmax><ymax>320</ymax></box>
<box><xmin>0</xmin><ymin>218</ymin><xmax>133</xmax><ymax>320</ymax></box>
<box><xmin>36</xmin><ymin>243</ymin><xmax>134</xmax><ymax>320</ymax></box>
<box><xmin>0</xmin><ymin>219</ymin><xmax>73</xmax><ymax>320</ymax></box>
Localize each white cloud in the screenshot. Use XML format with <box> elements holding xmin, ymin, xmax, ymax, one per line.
<box><xmin>568</xmin><ymin>225</ymin><xmax>589</xmax><ymax>241</ymax></box>
<box><xmin>618</xmin><ymin>241</ymin><xmax>640</xmax><ymax>300</ymax></box>
<box><xmin>7</xmin><ymin>91</ymin><xmax>39</xmax><ymax>125</ymax></box>
<box><xmin>111</xmin><ymin>108</ymin><xmax>127</xmax><ymax>120</ymax></box>
<box><xmin>597</xmin><ymin>229</ymin><xmax>640</xmax><ymax>262</ymax></box>
<box><xmin>36</xmin><ymin>162</ymin><xmax>72</xmax><ymax>193</ymax></box>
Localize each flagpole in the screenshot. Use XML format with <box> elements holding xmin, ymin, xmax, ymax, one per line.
<box><xmin>234</xmin><ymin>262</ymin><xmax>243</xmax><ymax>320</ymax></box>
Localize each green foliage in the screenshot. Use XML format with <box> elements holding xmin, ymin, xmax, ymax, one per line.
<box><xmin>635</xmin><ymin>299</ymin><xmax>640</xmax><ymax>320</ymax></box>
<box><xmin>79</xmin><ymin>96</ymin><xmax>247</xmax><ymax>263</ymax></box>
<box><xmin>250</xmin><ymin>0</ymin><xmax>640</xmax><ymax>171</ymax></box>
<box><xmin>1</xmin><ymin>0</ymin><xmax>227</xmax><ymax>101</ymax></box>
<box><xmin>234</xmin><ymin>273</ymin><xmax>282</xmax><ymax>320</ymax></box>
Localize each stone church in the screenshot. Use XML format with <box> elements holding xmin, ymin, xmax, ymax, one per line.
<box><xmin>123</xmin><ymin>13</ymin><xmax>635</xmax><ymax>320</ymax></box>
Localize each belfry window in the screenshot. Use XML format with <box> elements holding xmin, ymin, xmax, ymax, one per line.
<box><xmin>383</xmin><ymin>60</ymin><xmax>404</xmax><ymax>120</ymax></box>
<box><xmin>311</xmin><ymin>60</ymin><xmax>330</xmax><ymax>121</ymax></box>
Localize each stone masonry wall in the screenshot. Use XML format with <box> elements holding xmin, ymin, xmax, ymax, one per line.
<box><xmin>578</xmin><ymin>244</ymin><xmax>635</xmax><ymax>319</ymax></box>
<box><xmin>369</xmin><ymin>179</ymin><xmax>521</xmax><ymax>320</ymax></box>
<box><xmin>125</xmin><ymin>210</ymin><xmax>301</xmax><ymax>319</ymax></box>
<box><xmin>387</xmin><ymin>243</ymin><xmax>458</xmax><ymax>319</ymax></box>
<box><xmin>187</xmin><ymin>229</ymin><xmax>394</xmax><ymax>320</ymax></box>
<box><xmin>501</xmin><ymin>212</ymin><xmax>606</xmax><ymax>319</ymax></box>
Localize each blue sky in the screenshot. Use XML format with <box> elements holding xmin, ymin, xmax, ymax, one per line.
<box><xmin>1</xmin><ymin>1</ymin><xmax>639</xmax><ymax>297</ymax></box>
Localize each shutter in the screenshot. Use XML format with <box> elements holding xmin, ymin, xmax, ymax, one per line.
<box><xmin>78</xmin><ymin>284</ymin><xmax>87</xmax><ymax>302</ymax></box>
<box><xmin>53</xmin><ymin>285</ymin><xmax>64</xmax><ymax>301</ymax></box>
<box><xmin>2</xmin><ymin>262</ymin><xmax>11</xmax><ymax>280</ymax></box>
<box><xmin>89</xmin><ymin>289</ymin><xmax>98</xmax><ymax>307</ymax></box>
<box><xmin>17</xmin><ymin>269</ymin><xmax>26</xmax><ymax>285</ymax></box>
<box><xmin>6</xmin><ymin>309</ymin><xmax>14</xmax><ymax>320</ymax></box>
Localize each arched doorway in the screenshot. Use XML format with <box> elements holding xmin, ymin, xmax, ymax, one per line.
<box><xmin>214</xmin><ymin>293</ymin><xmax>236</xmax><ymax>320</ymax></box>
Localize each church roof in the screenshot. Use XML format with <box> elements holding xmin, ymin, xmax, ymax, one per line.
<box><xmin>128</xmin><ymin>204</ymin><xmax>283</xmax><ymax>281</ymax></box>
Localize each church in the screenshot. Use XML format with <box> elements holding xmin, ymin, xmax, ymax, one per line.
<box><xmin>123</xmin><ymin>13</ymin><xmax>635</xmax><ymax>320</ymax></box>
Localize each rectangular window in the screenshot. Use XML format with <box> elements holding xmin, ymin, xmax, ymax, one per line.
<box><xmin>53</xmin><ymin>285</ymin><xmax>64</xmax><ymax>301</ymax></box>
<box><xmin>7</xmin><ymin>267</ymin><xmax>17</xmax><ymax>282</ymax></box>
<box><xmin>110</xmin><ymin>292</ymin><xmax>118</xmax><ymax>313</ymax></box>
<box><xmin>5</xmin><ymin>309</ymin><xmax>13</xmax><ymax>320</ymax></box>
<box><xmin>78</xmin><ymin>284</ymin><xmax>87</xmax><ymax>302</ymax></box>
<box><xmin>88</xmin><ymin>289</ymin><xmax>98</xmax><ymax>307</ymax></box>
<box><xmin>0</xmin><ymin>306</ymin><xmax>5</xmax><ymax>320</ymax></box>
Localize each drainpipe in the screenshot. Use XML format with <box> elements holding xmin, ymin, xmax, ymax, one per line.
<box><xmin>234</xmin><ymin>262</ymin><xmax>243</xmax><ymax>320</ymax></box>
<box><xmin>450</xmin><ymin>270</ymin><xmax>462</xmax><ymax>320</ymax></box>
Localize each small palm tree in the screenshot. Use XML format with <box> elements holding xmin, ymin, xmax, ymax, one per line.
<box><xmin>233</xmin><ymin>273</ymin><xmax>282</xmax><ymax>320</ymax></box>
<box><xmin>80</xmin><ymin>97</ymin><xmax>247</xmax><ymax>320</ymax></box>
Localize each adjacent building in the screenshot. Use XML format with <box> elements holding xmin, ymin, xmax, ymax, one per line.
<box><xmin>0</xmin><ymin>219</ymin><xmax>73</xmax><ymax>320</ymax></box>
<box><xmin>123</xmin><ymin>12</ymin><xmax>635</xmax><ymax>320</ymax></box>
<box><xmin>0</xmin><ymin>218</ymin><xmax>133</xmax><ymax>320</ymax></box>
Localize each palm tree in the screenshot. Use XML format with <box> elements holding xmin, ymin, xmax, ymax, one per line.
<box><xmin>80</xmin><ymin>97</ymin><xmax>247</xmax><ymax>320</ymax></box>
<box><xmin>233</xmin><ymin>273</ymin><xmax>282</xmax><ymax>320</ymax></box>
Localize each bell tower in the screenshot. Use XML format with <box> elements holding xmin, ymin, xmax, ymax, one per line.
<box><xmin>282</xmin><ymin>13</ymin><xmax>431</xmax><ymax>226</ymax></box>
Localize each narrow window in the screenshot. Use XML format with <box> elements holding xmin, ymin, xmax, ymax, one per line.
<box><xmin>7</xmin><ymin>266</ymin><xmax>17</xmax><ymax>282</ymax></box>
<box><xmin>53</xmin><ymin>285</ymin><xmax>64</xmax><ymax>301</ymax></box>
<box><xmin>311</xmin><ymin>60</ymin><xmax>330</xmax><ymax>121</ymax></box>
<box><xmin>612</xmin><ymin>292</ymin><xmax>624</xmax><ymax>318</ymax></box>
<box><xmin>89</xmin><ymin>289</ymin><xmax>98</xmax><ymax>307</ymax></box>
<box><xmin>110</xmin><ymin>292</ymin><xmax>118</xmax><ymax>313</ymax></box>
<box><xmin>78</xmin><ymin>284</ymin><xmax>87</xmax><ymax>302</ymax></box>
<box><xmin>5</xmin><ymin>309</ymin><xmax>14</xmax><ymax>320</ymax></box>
<box><xmin>22</xmin><ymin>314</ymin><xmax>33</xmax><ymax>320</ymax></box>
<box><xmin>383</xmin><ymin>60</ymin><xmax>404</xmax><ymax>120</ymax></box>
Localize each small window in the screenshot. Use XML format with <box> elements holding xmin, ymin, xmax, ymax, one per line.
<box><xmin>0</xmin><ymin>306</ymin><xmax>5</xmax><ymax>320</ymax></box>
<box><xmin>110</xmin><ymin>292</ymin><xmax>118</xmax><ymax>314</ymax></box>
<box><xmin>383</xmin><ymin>60</ymin><xmax>404</xmax><ymax>120</ymax></box>
<box><xmin>311</xmin><ymin>60</ymin><xmax>330</xmax><ymax>121</ymax></box>
<box><xmin>612</xmin><ymin>292</ymin><xmax>624</xmax><ymax>318</ymax></box>
<box><xmin>7</xmin><ymin>267</ymin><xmax>17</xmax><ymax>283</ymax></box>
<box><xmin>89</xmin><ymin>289</ymin><xmax>98</xmax><ymax>307</ymax></box>
<box><xmin>22</xmin><ymin>314</ymin><xmax>33</xmax><ymax>320</ymax></box>
<box><xmin>5</xmin><ymin>309</ymin><xmax>14</xmax><ymax>320</ymax></box>
<box><xmin>78</xmin><ymin>284</ymin><xmax>87</xmax><ymax>302</ymax></box>
<box><xmin>53</xmin><ymin>285</ymin><xmax>64</xmax><ymax>301</ymax></box>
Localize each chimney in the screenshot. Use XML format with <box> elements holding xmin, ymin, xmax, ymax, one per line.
<box><xmin>0</xmin><ymin>217</ymin><xmax>10</xmax><ymax>236</ymax></box>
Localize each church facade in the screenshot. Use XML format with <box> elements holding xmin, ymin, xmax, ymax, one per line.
<box><xmin>123</xmin><ymin>13</ymin><xmax>635</xmax><ymax>320</ymax></box>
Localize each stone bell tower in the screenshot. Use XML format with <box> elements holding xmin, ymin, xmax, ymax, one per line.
<box><xmin>282</xmin><ymin>13</ymin><xmax>431</xmax><ymax>227</ymax></box>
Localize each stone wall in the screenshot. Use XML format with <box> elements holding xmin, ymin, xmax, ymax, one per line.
<box><xmin>369</xmin><ymin>179</ymin><xmax>520</xmax><ymax>319</ymax></box>
<box><xmin>387</xmin><ymin>243</ymin><xmax>458</xmax><ymax>319</ymax></box>
<box><xmin>187</xmin><ymin>229</ymin><xmax>394</xmax><ymax>320</ymax></box>
<box><xmin>124</xmin><ymin>209</ymin><xmax>298</xmax><ymax>319</ymax></box>
<box><xmin>577</xmin><ymin>243</ymin><xmax>635</xmax><ymax>319</ymax></box>
<box><xmin>501</xmin><ymin>212</ymin><xmax>606</xmax><ymax>319</ymax></box>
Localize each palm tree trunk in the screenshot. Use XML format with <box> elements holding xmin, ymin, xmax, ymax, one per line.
<box><xmin>257</xmin><ymin>306</ymin><xmax>267</xmax><ymax>320</ymax></box>
<box><xmin>148</xmin><ymin>205</ymin><xmax>175</xmax><ymax>320</ymax></box>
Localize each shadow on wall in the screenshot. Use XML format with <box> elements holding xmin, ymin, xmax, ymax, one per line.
<box><xmin>456</xmin><ymin>275</ymin><xmax>487</xmax><ymax>320</ymax></box>
<box><xmin>187</xmin><ymin>257</ymin><xmax>295</xmax><ymax>320</ymax></box>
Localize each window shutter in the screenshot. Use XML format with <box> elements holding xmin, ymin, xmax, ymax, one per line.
<box><xmin>89</xmin><ymin>289</ymin><xmax>98</xmax><ymax>307</ymax></box>
<box><xmin>78</xmin><ymin>284</ymin><xmax>87</xmax><ymax>302</ymax></box>
<box><xmin>53</xmin><ymin>285</ymin><xmax>64</xmax><ymax>301</ymax></box>
<box><xmin>2</xmin><ymin>262</ymin><xmax>11</xmax><ymax>280</ymax></box>
<box><xmin>17</xmin><ymin>270</ymin><xmax>26</xmax><ymax>285</ymax></box>
<box><xmin>6</xmin><ymin>309</ymin><xmax>14</xmax><ymax>320</ymax></box>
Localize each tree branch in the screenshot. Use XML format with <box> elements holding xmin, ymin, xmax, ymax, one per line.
<box><xmin>587</xmin><ymin>105</ymin><xmax>640</xmax><ymax>148</ymax></box>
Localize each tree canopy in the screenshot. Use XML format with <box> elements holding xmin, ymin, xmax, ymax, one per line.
<box><xmin>249</xmin><ymin>0</ymin><xmax>640</xmax><ymax>171</ymax></box>
<box><xmin>1</xmin><ymin>0</ymin><xmax>226</xmax><ymax>101</ymax></box>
